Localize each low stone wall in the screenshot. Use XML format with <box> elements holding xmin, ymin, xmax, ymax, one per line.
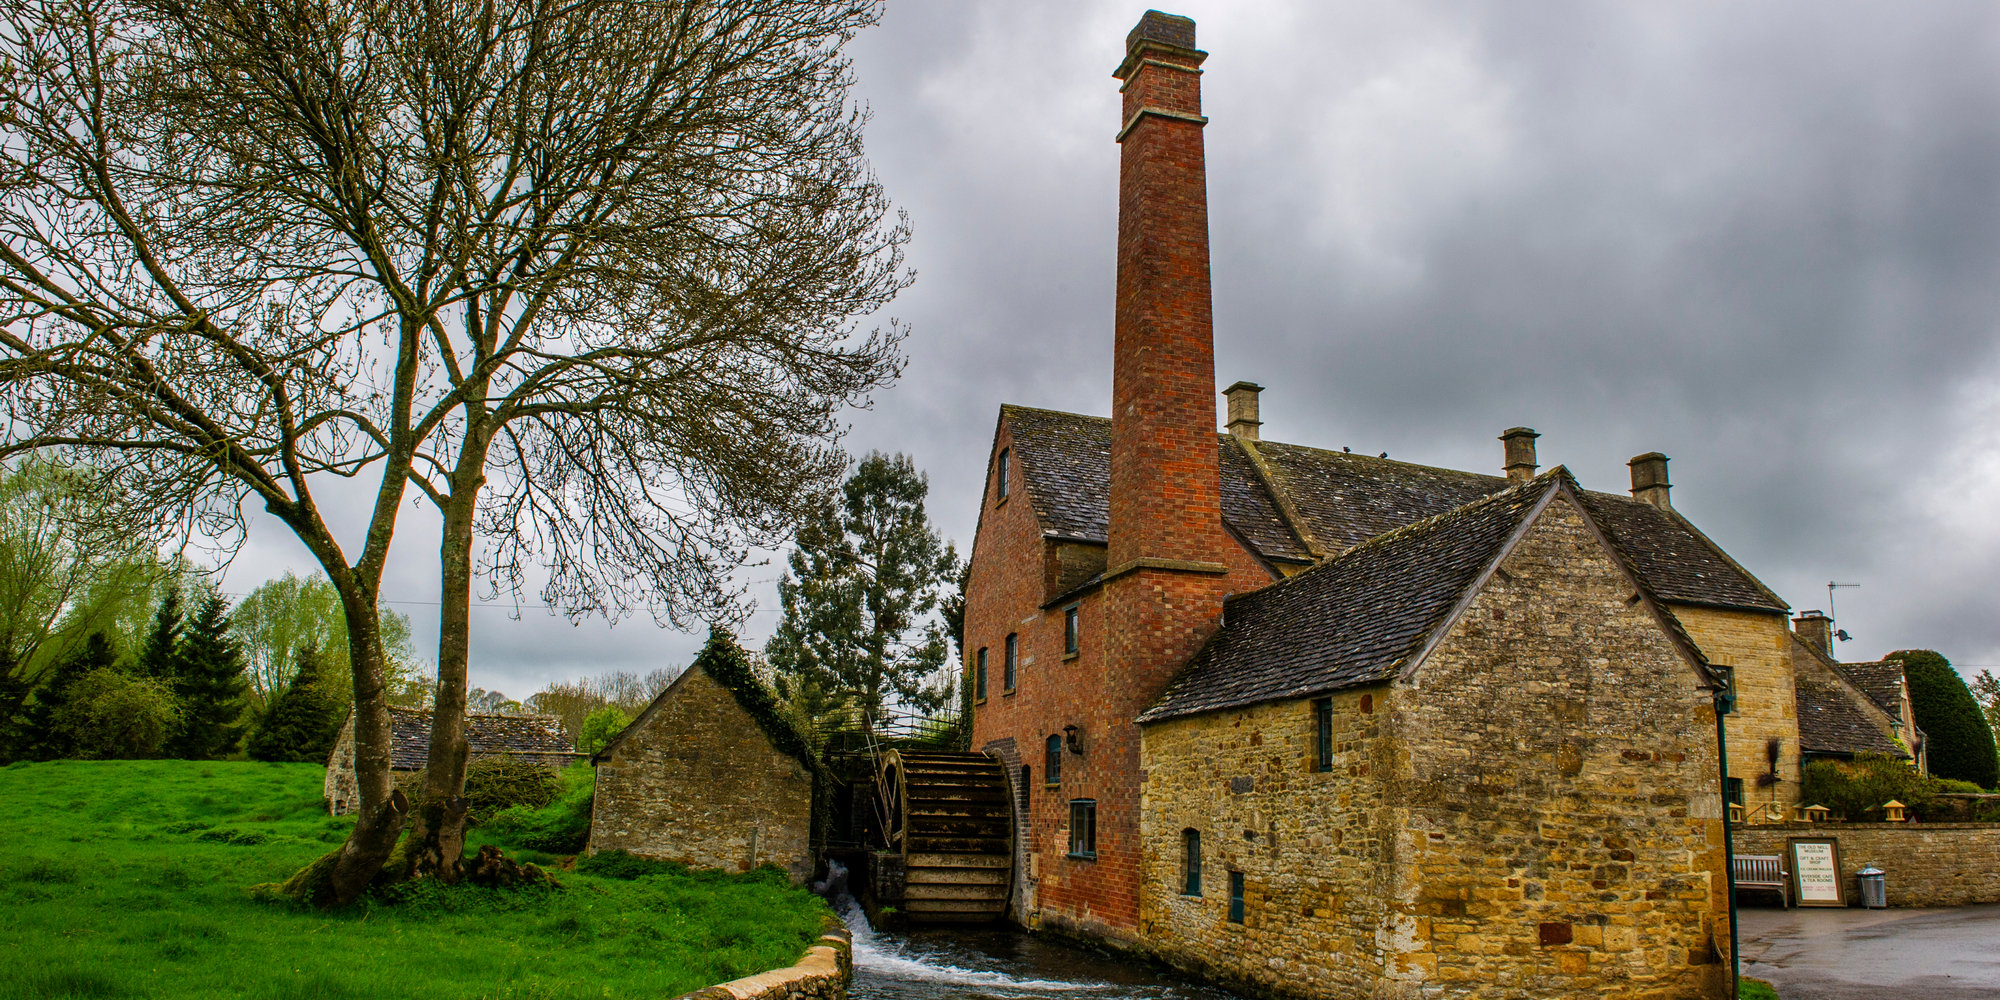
<box><xmin>1734</xmin><ymin>823</ymin><xmax>2000</xmax><ymax>907</ymax></box>
<box><xmin>676</xmin><ymin>925</ymin><xmax>852</xmax><ymax>1000</ymax></box>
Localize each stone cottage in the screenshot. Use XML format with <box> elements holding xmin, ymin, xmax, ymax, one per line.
<box><xmin>323</xmin><ymin>707</ymin><xmax>579</xmax><ymax>815</ymax></box>
<box><xmin>588</xmin><ymin>635</ymin><xmax>820</xmax><ymax>884</ymax></box>
<box><xmin>958</xmin><ymin>11</ymin><xmax>1914</xmax><ymax>998</ymax></box>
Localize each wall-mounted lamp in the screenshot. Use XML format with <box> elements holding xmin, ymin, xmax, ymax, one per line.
<box><xmin>1063</xmin><ymin>724</ymin><xmax>1084</xmax><ymax>755</ymax></box>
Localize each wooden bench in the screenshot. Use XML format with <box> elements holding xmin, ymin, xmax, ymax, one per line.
<box><xmin>1732</xmin><ymin>854</ymin><xmax>1790</xmax><ymax>907</ymax></box>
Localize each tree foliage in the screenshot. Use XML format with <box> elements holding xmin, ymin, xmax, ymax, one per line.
<box><xmin>766</xmin><ymin>453</ymin><xmax>960</xmax><ymax>730</ymax></box>
<box><xmin>577</xmin><ymin>706</ymin><xmax>632</xmax><ymax>757</ymax></box>
<box><xmin>526</xmin><ymin>669</ymin><xmax>673</xmax><ymax>743</ymax></box>
<box><xmin>1973</xmin><ymin>669</ymin><xmax>2000</xmax><ymax>739</ymax></box>
<box><xmin>1891</xmin><ymin>649</ymin><xmax>2000</xmax><ymax>790</ymax></box>
<box><xmin>0</xmin><ymin>0</ymin><xmax>906</xmax><ymax>899</ymax></box>
<box><xmin>166</xmin><ymin>594</ymin><xmax>248</xmax><ymax>759</ymax></box>
<box><xmin>232</xmin><ymin>573</ymin><xmax>414</xmax><ymax>708</ymax></box>
<box><xmin>246</xmin><ymin>646</ymin><xmax>346</xmax><ymax>763</ymax></box>
<box><xmin>54</xmin><ymin>669</ymin><xmax>183</xmax><ymax>759</ymax></box>
<box><xmin>21</xmin><ymin>631</ymin><xmax>118</xmax><ymax>761</ymax></box>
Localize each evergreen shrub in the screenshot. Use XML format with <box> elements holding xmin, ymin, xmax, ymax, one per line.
<box><xmin>1891</xmin><ymin>649</ymin><xmax>2000</xmax><ymax>790</ymax></box>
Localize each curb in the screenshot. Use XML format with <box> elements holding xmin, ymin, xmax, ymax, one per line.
<box><xmin>676</xmin><ymin>924</ymin><xmax>853</xmax><ymax>1000</ymax></box>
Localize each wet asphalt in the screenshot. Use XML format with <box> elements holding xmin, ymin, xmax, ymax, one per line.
<box><xmin>1738</xmin><ymin>904</ymin><xmax>2000</xmax><ymax>999</ymax></box>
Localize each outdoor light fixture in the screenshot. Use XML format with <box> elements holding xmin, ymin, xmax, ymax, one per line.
<box><xmin>1883</xmin><ymin>800</ymin><xmax>1907</xmax><ymax>822</ymax></box>
<box><xmin>1064</xmin><ymin>724</ymin><xmax>1084</xmax><ymax>755</ymax></box>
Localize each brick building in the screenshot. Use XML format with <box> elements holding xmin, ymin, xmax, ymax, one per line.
<box><xmin>960</xmin><ymin>11</ymin><xmax>1910</xmax><ymax>998</ymax></box>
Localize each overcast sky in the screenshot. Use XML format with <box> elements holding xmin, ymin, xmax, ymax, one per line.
<box><xmin>222</xmin><ymin>0</ymin><xmax>2000</xmax><ymax>697</ymax></box>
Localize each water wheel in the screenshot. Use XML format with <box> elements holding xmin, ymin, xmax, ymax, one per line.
<box><xmin>875</xmin><ymin>749</ymin><xmax>1014</xmax><ymax>922</ymax></box>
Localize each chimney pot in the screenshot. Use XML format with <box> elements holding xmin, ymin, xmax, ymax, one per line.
<box><xmin>1224</xmin><ymin>381</ymin><xmax>1264</xmax><ymax>440</ymax></box>
<box><xmin>1629</xmin><ymin>452</ymin><xmax>1671</xmax><ymax>510</ymax></box>
<box><xmin>1499</xmin><ymin>427</ymin><xmax>1539</xmax><ymax>482</ymax></box>
<box><xmin>1793</xmin><ymin>611</ymin><xmax>1833</xmax><ymax>657</ymax></box>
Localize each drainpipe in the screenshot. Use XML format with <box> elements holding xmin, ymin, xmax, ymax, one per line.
<box><xmin>1715</xmin><ymin>679</ymin><xmax>1740</xmax><ymax>998</ymax></box>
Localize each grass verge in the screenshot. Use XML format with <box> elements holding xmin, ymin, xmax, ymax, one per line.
<box><xmin>0</xmin><ymin>759</ymin><xmax>826</xmax><ymax>1000</ymax></box>
<box><xmin>1739</xmin><ymin>975</ymin><xmax>1781</xmax><ymax>999</ymax></box>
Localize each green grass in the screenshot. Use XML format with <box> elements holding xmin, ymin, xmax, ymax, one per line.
<box><xmin>0</xmin><ymin>760</ymin><xmax>827</xmax><ymax>1000</ymax></box>
<box><xmin>1739</xmin><ymin>976</ymin><xmax>1781</xmax><ymax>999</ymax></box>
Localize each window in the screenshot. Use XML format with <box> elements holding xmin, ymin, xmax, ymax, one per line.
<box><xmin>1019</xmin><ymin>765</ymin><xmax>1032</xmax><ymax>811</ymax></box>
<box><xmin>1726</xmin><ymin>777</ymin><xmax>1744</xmax><ymax>808</ymax></box>
<box><xmin>1182</xmin><ymin>829</ymin><xmax>1202</xmax><ymax>896</ymax></box>
<box><xmin>996</xmin><ymin>448</ymin><xmax>1010</xmax><ymax>500</ymax></box>
<box><xmin>1068</xmin><ymin>799</ymin><xmax>1097</xmax><ymax>859</ymax></box>
<box><xmin>1004</xmin><ymin>633</ymin><xmax>1018</xmax><ymax>692</ymax></box>
<box><xmin>1045</xmin><ymin>734</ymin><xmax>1062</xmax><ymax>786</ymax></box>
<box><xmin>1314</xmin><ymin>698</ymin><xmax>1333</xmax><ymax>772</ymax></box>
<box><xmin>1228</xmin><ymin>871</ymin><xmax>1245</xmax><ymax>923</ymax></box>
<box><xmin>1064</xmin><ymin>606</ymin><xmax>1080</xmax><ymax>655</ymax></box>
<box><xmin>975</xmin><ymin>648</ymin><xmax>988</xmax><ymax>701</ymax></box>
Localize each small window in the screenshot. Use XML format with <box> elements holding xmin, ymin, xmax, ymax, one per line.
<box><xmin>1182</xmin><ymin>829</ymin><xmax>1202</xmax><ymax>896</ymax></box>
<box><xmin>1004</xmin><ymin>633</ymin><xmax>1018</xmax><ymax>692</ymax></box>
<box><xmin>1045</xmin><ymin>734</ymin><xmax>1062</xmax><ymax>786</ymax></box>
<box><xmin>1726</xmin><ymin>777</ymin><xmax>1744</xmax><ymax>807</ymax></box>
<box><xmin>1019</xmin><ymin>765</ymin><xmax>1032</xmax><ymax>811</ymax></box>
<box><xmin>1068</xmin><ymin>799</ymin><xmax>1097</xmax><ymax>859</ymax></box>
<box><xmin>975</xmin><ymin>648</ymin><xmax>988</xmax><ymax>701</ymax></box>
<box><xmin>1314</xmin><ymin>698</ymin><xmax>1333</xmax><ymax>772</ymax></box>
<box><xmin>1228</xmin><ymin>871</ymin><xmax>1245</xmax><ymax>923</ymax></box>
<box><xmin>996</xmin><ymin>448</ymin><xmax>1011</xmax><ymax>500</ymax></box>
<box><xmin>1064</xmin><ymin>606</ymin><xmax>1080</xmax><ymax>655</ymax></box>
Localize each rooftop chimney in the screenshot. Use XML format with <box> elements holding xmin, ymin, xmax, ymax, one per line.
<box><xmin>1793</xmin><ymin>611</ymin><xmax>1833</xmax><ymax>657</ymax></box>
<box><xmin>1500</xmin><ymin>427</ymin><xmax>1539</xmax><ymax>482</ymax></box>
<box><xmin>1629</xmin><ymin>452</ymin><xmax>1671</xmax><ymax>510</ymax></box>
<box><xmin>1224</xmin><ymin>381</ymin><xmax>1263</xmax><ymax>440</ymax></box>
<box><xmin>1106</xmin><ymin>9</ymin><xmax>1227</xmax><ymax>571</ymax></box>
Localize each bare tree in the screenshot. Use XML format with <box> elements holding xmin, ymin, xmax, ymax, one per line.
<box><xmin>0</xmin><ymin>0</ymin><xmax>906</xmax><ymax>900</ymax></box>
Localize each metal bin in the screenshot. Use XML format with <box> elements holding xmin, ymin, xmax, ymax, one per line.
<box><xmin>1857</xmin><ymin>865</ymin><xmax>1886</xmax><ymax>909</ymax></box>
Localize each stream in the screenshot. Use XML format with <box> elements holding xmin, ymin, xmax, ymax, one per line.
<box><xmin>828</xmin><ymin>889</ymin><xmax>1247</xmax><ymax>1000</ymax></box>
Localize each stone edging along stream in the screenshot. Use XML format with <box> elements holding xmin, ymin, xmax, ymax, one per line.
<box><xmin>675</xmin><ymin>922</ymin><xmax>854</xmax><ymax>1000</ymax></box>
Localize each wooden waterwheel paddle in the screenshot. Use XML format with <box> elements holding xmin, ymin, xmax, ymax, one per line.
<box><xmin>873</xmin><ymin>749</ymin><xmax>1014</xmax><ymax>922</ymax></box>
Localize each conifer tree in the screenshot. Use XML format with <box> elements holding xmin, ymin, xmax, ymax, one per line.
<box><xmin>1892</xmin><ymin>649</ymin><xmax>2000</xmax><ymax>790</ymax></box>
<box><xmin>766</xmin><ymin>453</ymin><xmax>960</xmax><ymax>733</ymax></box>
<box><xmin>24</xmin><ymin>631</ymin><xmax>117</xmax><ymax>760</ymax></box>
<box><xmin>247</xmin><ymin>646</ymin><xmax>346</xmax><ymax>763</ymax></box>
<box><xmin>168</xmin><ymin>594</ymin><xmax>248</xmax><ymax>759</ymax></box>
<box><xmin>135</xmin><ymin>590</ymin><xmax>185</xmax><ymax>681</ymax></box>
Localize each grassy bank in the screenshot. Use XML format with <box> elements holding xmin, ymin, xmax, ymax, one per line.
<box><xmin>0</xmin><ymin>760</ymin><xmax>826</xmax><ymax>1000</ymax></box>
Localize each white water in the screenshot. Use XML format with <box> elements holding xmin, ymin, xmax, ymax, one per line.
<box><xmin>822</xmin><ymin>862</ymin><xmax>1243</xmax><ymax>1000</ymax></box>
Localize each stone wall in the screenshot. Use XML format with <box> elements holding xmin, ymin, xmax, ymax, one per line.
<box><xmin>1675</xmin><ymin>606</ymin><xmax>1801</xmax><ymax>819</ymax></box>
<box><xmin>1733</xmin><ymin>823</ymin><xmax>2000</xmax><ymax>907</ymax></box>
<box><xmin>1136</xmin><ymin>495</ymin><xmax>1731</xmax><ymax>1000</ymax></box>
<box><xmin>677</xmin><ymin>926</ymin><xmax>852</xmax><ymax>1000</ymax></box>
<box><xmin>591</xmin><ymin>665</ymin><xmax>815</xmax><ymax>883</ymax></box>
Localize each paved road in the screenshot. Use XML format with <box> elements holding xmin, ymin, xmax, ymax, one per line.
<box><xmin>1739</xmin><ymin>904</ymin><xmax>2000</xmax><ymax>999</ymax></box>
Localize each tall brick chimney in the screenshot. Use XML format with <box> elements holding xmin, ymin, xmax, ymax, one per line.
<box><xmin>1106</xmin><ymin>9</ymin><xmax>1230</xmax><ymax>574</ymax></box>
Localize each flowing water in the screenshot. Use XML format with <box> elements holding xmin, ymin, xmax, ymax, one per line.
<box><xmin>823</xmin><ymin>868</ymin><xmax>1246</xmax><ymax>1000</ymax></box>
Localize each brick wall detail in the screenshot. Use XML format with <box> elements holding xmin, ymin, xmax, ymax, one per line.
<box><xmin>591</xmin><ymin>666</ymin><xmax>815</xmax><ymax>883</ymax></box>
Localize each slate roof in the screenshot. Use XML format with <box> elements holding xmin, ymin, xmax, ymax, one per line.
<box><xmin>1000</xmin><ymin>405</ymin><xmax>1787</xmax><ymax>614</ymax></box>
<box><xmin>1795</xmin><ymin>672</ymin><xmax>1908</xmax><ymax>758</ymax></box>
<box><xmin>1137</xmin><ymin>475</ymin><xmax>1558</xmax><ymax>723</ymax></box>
<box><xmin>1831</xmin><ymin>660</ymin><xmax>1905</xmax><ymax>716</ymax></box>
<box><xmin>386</xmin><ymin>707</ymin><xmax>579</xmax><ymax>770</ymax></box>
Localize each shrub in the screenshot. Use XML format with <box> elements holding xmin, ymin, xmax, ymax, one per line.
<box><xmin>461</xmin><ymin>756</ymin><xmax>564</xmax><ymax>825</ymax></box>
<box><xmin>55</xmin><ymin>669</ymin><xmax>182</xmax><ymax>759</ymax></box>
<box><xmin>1797</xmin><ymin>752</ymin><xmax>1994</xmax><ymax>821</ymax></box>
<box><xmin>482</xmin><ymin>763</ymin><xmax>594</xmax><ymax>854</ymax></box>
<box><xmin>576</xmin><ymin>706</ymin><xmax>630</xmax><ymax>757</ymax></box>
<box><xmin>1892</xmin><ymin>649</ymin><xmax>1999</xmax><ymax>790</ymax></box>
<box><xmin>574</xmin><ymin>849</ymin><xmax>684</xmax><ymax>880</ymax></box>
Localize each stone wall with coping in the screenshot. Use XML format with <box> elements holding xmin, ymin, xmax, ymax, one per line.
<box><xmin>1732</xmin><ymin>823</ymin><xmax>2000</xmax><ymax>907</ymax></box>
<box><xmin>676</xmin><ymin>926</ymin><xmax>852</xmax><ymax>1000</ymax></box>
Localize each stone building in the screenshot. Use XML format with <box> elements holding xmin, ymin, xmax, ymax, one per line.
<box><xmin>588</xmin><ymin>636</ymin><xmax>820</xmax><ymax>884</ymax></box>
<box><xmin>323</xmin><ymin>707</ymin><xmax>579</xmax><ymax>815</ymax></box>
<box><xmin>959</xmin><ymin>10</ymin><xmax>1911</xmax><ymax>999</ymax></box>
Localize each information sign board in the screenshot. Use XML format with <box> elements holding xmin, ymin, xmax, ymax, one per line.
<box><xmin>1787</xmin><ymin>837</ymin><xmax>1846</xmax><ymax>907</ymax></box>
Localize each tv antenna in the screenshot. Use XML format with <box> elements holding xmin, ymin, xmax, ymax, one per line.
<box><xmin>1827</xmin><ymin>581</ymin><xmax>1859</xmax><ymax>641</ymax></box>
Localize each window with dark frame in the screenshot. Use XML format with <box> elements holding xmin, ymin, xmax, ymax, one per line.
<box><xmin>996</xmin><ymin>448</ymin><xmax>1010</xmax><ymax>500</ymax></box>
<box><xmin>1019</xmin><ymin>765</ymin><xmax>1031</xmax><ymax>812</ymax></box>
<box><xmin>1064</xmin><ymin>606</ymin><xmax>1079</xmax><ymax>655</ymax></box>
<box><xmin>1228</xmin><ymin>871</ymin><xmax>1245</xmax><ymax>923</ymax></box>
<box><xmin>1004</xmin><ymin>633</ymin><xmax>1018</xmax><ymax>692</ymax></box>
<box><xmin>1182</xmin><ymin>829</ymin><xmax>1202</xmax><ymax>896</ymax></box>
<box><xmin>1045</xmin><ymin>734</ymin><xmax>1062</xmax><ymax>786</ymax></box>
<box><xmin>1314</xmin><ymin>698</ymin><xmax>1333</xmax><ymax>772</ymax></box>
<box><xmin>1068</xmin><ymin>799</ymin><xmax>1097</xmax><ymax>859</ymax></box>
<box><xmin>975</xmin><ymin>648</ymin><xmax>988</xmax><ymax>701</ymax></box>
<box><xmin>1726</xmin><ymin>777</ymin><xmax>1744</xmax><ymax>807</ymax></box>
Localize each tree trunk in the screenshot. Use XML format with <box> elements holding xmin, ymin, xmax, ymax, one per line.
<box><xmin>314</xmin><ymin>585</ymin><xmax>410</xmax><ymax>905</ymax></box>
<box><xmin>401</xmin><ymin>487</ymin><xmax>479</xmax><ymax>880</ymax></box>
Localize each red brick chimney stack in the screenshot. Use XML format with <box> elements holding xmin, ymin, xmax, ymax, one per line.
<box><xmin>1107</xmin><ymin>10</ymin><xmax>1229</xmax><ymax>572</ymax></box>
